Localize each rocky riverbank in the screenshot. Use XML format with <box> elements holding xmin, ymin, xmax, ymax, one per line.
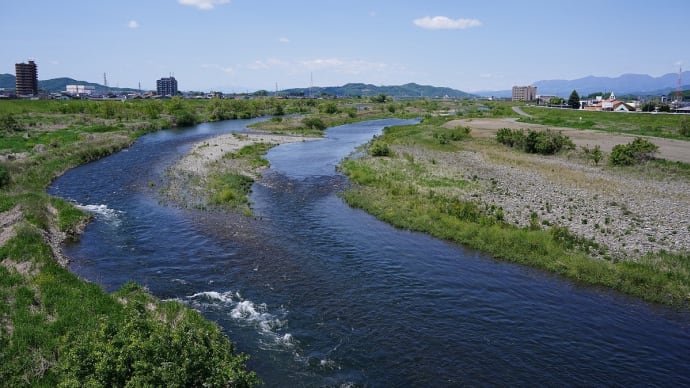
<box><xmin>402</xmin><ymin>130</ymin><xmax>690</xmax><ymax>260</ymax></box>
<box><xmin>162</xmin><ymin>132</ymin><xmax>316</xmax><ymax>209</ymax></box>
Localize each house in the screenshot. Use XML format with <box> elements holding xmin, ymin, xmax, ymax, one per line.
<box><xmin>583</xmin><ymin>92</ymin><xmax>636</xmax><ymax>112</ymax></box>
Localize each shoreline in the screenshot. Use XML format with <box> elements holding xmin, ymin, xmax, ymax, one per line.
<box><xmin>162</xmin><ymin>132</ymin><xmax>318</xmax><ymax>210</ymax></box>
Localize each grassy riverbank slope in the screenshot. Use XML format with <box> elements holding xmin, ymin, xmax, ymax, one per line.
<box><xmin>0</xmin><ymin>98</ymin><xmax>274</xmax><ymax>386</ymax></box>
<box><xmin>339</xmin><ymin>114</ymin><xmax>690</xmax><ymax>306</ymax></box>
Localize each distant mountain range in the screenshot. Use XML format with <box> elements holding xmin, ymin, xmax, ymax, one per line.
<box><xmin>2</xmin><ymin>72</ymin><xmax>687</xmax><ymax>100</ymax></box>
<box><xmin>279</xmin><ymin>82</ymin><xmax>476</xmax><ymax>99</ymax></box>
<box><xmin>478</xmin><ymin>71</ymin><xmax>690</xmax><ymax>98</ymax></box>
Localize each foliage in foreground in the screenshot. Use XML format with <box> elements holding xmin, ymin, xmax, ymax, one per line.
<box><xmin>340</xmin><ymin>121</ymin><xmax>690</xmax><ymax>306</ymax></box>
<box><xmin>0</xmin><ymin>228</ymin><xmax>258</xmax><ymax>387</ymax></box>
<box><xmin>58</xmin><ymin>283</ymin><xmax>258</xmax><ymax>387</ymax></box>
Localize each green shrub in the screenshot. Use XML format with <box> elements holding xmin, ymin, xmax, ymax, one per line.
<box><xmin>0</xmin><ymin>113</ymin><xmax>22</xmax><ymax>132</ymax></box>
<box><xmin>433</xmin><ymin>126</ymin><xmax>471</xmax><ymax>144</ymax></box>
<box><xmin>57</xmin><ymin>283</ymin><xmax>259</xmax><ymax>387</ymax></box>
<box><xmin>368</xmin><ymin>141</ymin><xmax>392</xmax><ymax>157</ymax></box>
<box><xmin>174</xmin><ymin>110</ymin><xmax>197</xmax><ymax>127</ymax></box>
<box><xmin>679</xmin><ymin>118</ymin><xmax>690</xmax><ymax>137</ymax></box>
<box><xmin>496</xmin><ymin>128</ymin><xmax>574</xmax><ymax>155</ymax></box>
<box><xmin>496</xmin><ymin>128</ymin><xmax>525</xmax><ymax>147</ymax></box>
<box><xmin>0</xmin><ymin>164</ymin><xmax>10</xmax><ymax>189</ymax></box>
<box><xmin>609</xmin><ymin>137</ymin><xmax>659</xmax><ymax>166</ymax></box>
<box><xmin>302</xmin><ymin>117</ymin><xmax>326</xmax><ymax>131</ymax></box>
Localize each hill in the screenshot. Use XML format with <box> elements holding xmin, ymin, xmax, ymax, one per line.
<box><xmin>280</xmin><ymin>82</ymin><xmax>476</xmax><ymax>99</ymax></box>
<box><xmin>0</xmin><ymin>74</ymin><xmax>139</xmax><ymax>94</ymax></box>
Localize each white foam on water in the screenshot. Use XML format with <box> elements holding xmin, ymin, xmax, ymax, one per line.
<box><xmin>76</xmin><ymin>204</ymin><xmax>123</xmax><ymax>226</ymax></box>
<box><xmin>184</xmin><ymin>290</ymin><xmax>295</xmax><ymax>351</ymax></box>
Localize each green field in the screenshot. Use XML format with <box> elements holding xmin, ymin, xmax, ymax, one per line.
<box><xmin>520</xmin><ymin>106</ymin><xmax>690</xmax><ymax>139</ymax></box>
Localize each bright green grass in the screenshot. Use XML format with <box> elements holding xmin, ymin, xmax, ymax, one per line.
<box><xmin>520</xmin><ymin>106</ymin><xmax>689</xmax><ymax>139</ymax></box>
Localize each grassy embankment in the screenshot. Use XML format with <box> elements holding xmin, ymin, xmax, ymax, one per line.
<box><xmin>519</xmin><ymin>105</ymin><xmax>690</xmax><ymax>139</ymax></box>
<box><xmin>0</xmin><ymin>98</ymin><xmax>282</xmax><ymax>386</ymax></box>
<box><xmin>339</xmin><ymin>110</ymin><xmax>690</xmax><ymax>306</ymax></box>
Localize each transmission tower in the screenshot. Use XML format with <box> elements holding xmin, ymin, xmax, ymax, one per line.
<box><xmin>676</xmin><ymin>65</ymin><xmax>683</xmax><ymax>103</ymax></box>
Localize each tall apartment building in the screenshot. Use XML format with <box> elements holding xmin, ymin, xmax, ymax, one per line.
<box><xmin>512</xmin><ymin>85</ymin><xmax>537</xmax><ymax>101</ymax></box>
<box><xmin>156</xmin><ymin>76</ymin><xmax>178</xmax><ymax>96</ymax></box>
<box><xmin>15</xmin><ymin>60</ymin><xmax>38</xmax><ymax>96</ymax></box>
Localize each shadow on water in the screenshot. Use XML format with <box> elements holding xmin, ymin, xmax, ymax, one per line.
<box><xmin>50</xmin><ymin>118</ymin><xmax>690</xmax><ymax>387</ymax></box>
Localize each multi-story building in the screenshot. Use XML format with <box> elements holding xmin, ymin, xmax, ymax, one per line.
<box><xmin>512</xmin><ymin>85</ymin><xmax>537</xmax><ymax>102</ymax></box>
<box><xmin>156</xmin><ymin>76</ymin><xmax>178</xmax><ymax>97</ymax></box>
<box><xmin>66</xmin><ymin>85</ymin><xmax>96</xmax><ymax>96</ymax></box>
<box><xmin>15</xmin><ymin>60</ymin><xmax>38</xmax><ymax>96</ymax></box>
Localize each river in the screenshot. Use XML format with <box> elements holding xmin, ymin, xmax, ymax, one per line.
<box><xmin>48</xmin><ymin>118</ymin><xmax>690</xmax><ymax>387</ymax></box>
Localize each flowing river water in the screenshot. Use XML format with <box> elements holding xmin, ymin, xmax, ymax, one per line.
<box><xmin>48</xmin><ymin>118</ymin><xmax>690</xmax><ymax>386</ymax></box>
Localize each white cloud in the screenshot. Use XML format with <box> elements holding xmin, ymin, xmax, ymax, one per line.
<box><xmin>127</xmin><ymin>20</ymin><xmax>139</xmax><ymax>29</ymax></box>
<box><xmin>413</xmin><ymin>16</ymin><xmax>481</xmax><ymax>30</ymax></box>
<box><xmin>278</xmin><ymin>37</ymin><xmax>290</xmax><ymax>44</ymax></box>
<box><xmin>178</xmin><ymin>0</ymin><xmax>230</xmax><ymax>10</ymax></box>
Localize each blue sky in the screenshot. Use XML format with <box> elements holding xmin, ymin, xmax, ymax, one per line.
<box><xmin>2</xmin><ymin>0</ymin><xmax>688</xmax><ymax>93</ymax></box>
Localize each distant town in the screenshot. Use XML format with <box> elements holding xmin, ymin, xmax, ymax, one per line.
<box><xmin>2</xmin><ymin>60</ymin><xmax>689</xmax><ymax>113</ymax></box>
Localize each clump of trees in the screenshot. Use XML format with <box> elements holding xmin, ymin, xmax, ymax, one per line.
<box><xmin>496</xmin><ymin>128</ymin><xmax>575</xmax><ymax>155</ymax></box>
<box><xmin>609</xmin><ymin>137</ymin><xmax>658</xmax><ymax>166</ymax></box>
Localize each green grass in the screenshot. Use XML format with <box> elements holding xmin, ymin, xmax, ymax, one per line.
<box><xmin>0</xmin><ymin>99</ymin><xmax>269</xmax><ymax>385</ymax></box>
<box><xmin>339</xmin><ymin>120</ymin><xmax>690</xmax><ymax>307</ymax></box>
<box><xmin>208</xmin><ymin>172</ymin><xmax>255</xmax><ymax>211</ymax></box>
<box><xmin>520</xmin><ymin>106</ymin><xmax>690</xmax><ymax>139</ymax></box>
<box><xmin>223</xmin><ymin>142</ymin><xmax>273</xmax><ymax>168</ymax></box>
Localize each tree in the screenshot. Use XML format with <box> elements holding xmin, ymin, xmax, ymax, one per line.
<box><xmin>568</xmin><ymin>90</ymin><xmax>580</xmax><ymax>109</ymax></box>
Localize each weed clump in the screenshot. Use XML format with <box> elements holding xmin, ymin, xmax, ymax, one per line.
<box><xmin>496</xmin><ymin>128</ymin><xmax>574</xmax><ymax>155</ymax></box>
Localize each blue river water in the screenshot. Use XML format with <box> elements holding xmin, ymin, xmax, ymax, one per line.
<box><xmin>48</xmin><ymin>118</ymin><xmax>690</xmax><ymax>386</ymax></box>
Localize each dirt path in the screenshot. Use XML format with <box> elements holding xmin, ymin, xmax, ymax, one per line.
<box><xmin>445</xmin><ymin>118</ymin><xmax>690</xmax><ymax>163</ymax></box>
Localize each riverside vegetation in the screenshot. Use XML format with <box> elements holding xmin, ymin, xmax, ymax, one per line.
<box><xmin>339</xmin><ymin>110</ymin><xmax>690</xmax><ymax>306</ymax></box>
<box><xmin>0</xmin><ymin>97</ymin><xmax>297</xmax><ymax>386</ymax></box>
<box><xmin>0</xmin><ymin>95</ymin><xmax>457</xmax><ymax>385</ymax></box>
<box><xmin>3</xmin><ymin>97</ymin><xmax>689</xmax><ymax>384</ymax></box>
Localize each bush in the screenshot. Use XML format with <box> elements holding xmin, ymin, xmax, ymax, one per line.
<box><xmin>0</xmin><ymin>164</ymin><xmax>10</xmax><ymax>189</ymax></box>
<box><xmin>609</xmin><ymin>137</ymin><xmax>659</xmax><ymax>166</ymax></box>
<box><xmin>434</xmin><ymin>126</ymin><xmax>471</xmax><ymax>144</ymax></box>
<box><xmin>321</xmin><ymin>102</ymin><xmax>339</xmax><ymax>114</ymax></box>
<box><xmin>0</xmin><ymin>113</ymin><xmax>22</xmax><ymax>132</ymax></box>
<box><xmin>57</xmin><ymin>283</ymin><xmax>259</xmax><ymax>387</ymax></box>
<box><xmin>680</xmin><ymin>118</ymin><xmax>690</xmax><ymax>137</ymax></box>
<box><xmin>496</xmin><ymin>128</ymin><xmax>574</xmax><ymax>155</ymax></box>
<box><xmin>174</xmin><ymin>110</ymin><xmax>197</xmax><ymax>127</ymax></box>
<box><xmin>368</xmin><ymin>141</ymin><xmax>392</xmax><ymax>157</ymax></box>
<box><xmin>496</xmin><ymin>128</ymin><xmax>525</xmax><ymax>147</ymax></box>
<box><xmin>302</xmin><ymin>117</ymin><xmax>326</xmax><ymax>131</ymax></box>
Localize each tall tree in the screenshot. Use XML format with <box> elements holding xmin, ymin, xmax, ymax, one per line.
<box><xmin>568</xmin><ymin>90</ymin><xmax>581</xmax><ymax>109</ymax></box>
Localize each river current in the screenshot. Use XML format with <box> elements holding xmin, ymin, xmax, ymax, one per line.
<box><xmin>48</xmin><ymin>118</ymin><xmax>690</xmax><ymax>386</ymax></box>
